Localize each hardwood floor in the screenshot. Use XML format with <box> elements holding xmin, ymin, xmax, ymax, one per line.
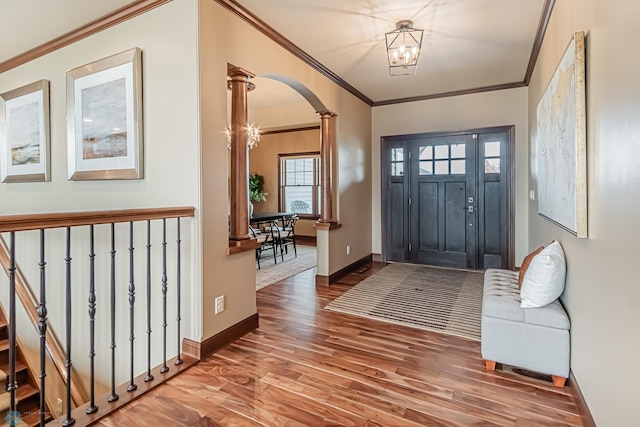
<box><xmin>97</xmin><ymin>262</ymin><xmax>588</xmax><ymax>426</ymax></box>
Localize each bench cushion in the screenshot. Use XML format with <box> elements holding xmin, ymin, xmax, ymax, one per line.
<box><xmin>483</xmin><ymin>268</ymin><xmax>570</xmax><ymax>330</ymax></box>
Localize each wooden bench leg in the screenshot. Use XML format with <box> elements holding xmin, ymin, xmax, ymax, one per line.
<box><xmin>551</xmin><ymin>375</ymin><xmax>567</xmax><ymax>388</ymax></box>
<box><xmin>484</xmin><ymin>360</ymin><xmax>496</xmax><ymax>371</ymax></box>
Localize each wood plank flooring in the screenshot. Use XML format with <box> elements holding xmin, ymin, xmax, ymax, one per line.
<box><xmin>97</xmin><ymin>262</ymin><xmax>589</xmax><ymax>426</ymax></box>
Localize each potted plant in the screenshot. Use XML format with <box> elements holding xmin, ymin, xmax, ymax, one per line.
<box><xmin>249</xmin><ymin>173</ymin><xmax>268</xmax><ymax>203</ymax></box>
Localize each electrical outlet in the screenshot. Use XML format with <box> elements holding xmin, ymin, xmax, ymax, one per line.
<box><xmin>57</xmin><ymin>398</ymin><xmax>62</xmax><ymax>412</ymax></box>
<box><xmin>346</xmin><ymin>244</ymin><xmax>351</xmax><ymax>255</ymax></box>
<box><xmin>215</xmin><ymin>295</ymin><xmax>225</xmax><ymax>314</ymax></box>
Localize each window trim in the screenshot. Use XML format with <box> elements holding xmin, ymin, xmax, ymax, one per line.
<box><xmin>278</xmin><ymin>151</ymin><xmax>321</xmax><ymax>219</ymax></box>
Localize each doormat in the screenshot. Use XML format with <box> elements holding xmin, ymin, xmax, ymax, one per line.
<box><xmin>325</xmin><ymin>262</ymin><xmax>483</xmax><ymax>341</ymax></box>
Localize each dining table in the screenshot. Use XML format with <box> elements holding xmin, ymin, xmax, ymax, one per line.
<box><xmin>250</xmin><ymin>211</ymin><xmax>294</xmax><ymax>227</ymax></box>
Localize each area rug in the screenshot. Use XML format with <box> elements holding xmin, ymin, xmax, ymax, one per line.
<box><xmin>256</xmin><ymin>245</ymin><xmax>317</xmax><ymax>291</ymax></box>
<box><xmin>324</xmin><ymin>262</ymin><xmax>484</xmax><ymax>341</ymax></box>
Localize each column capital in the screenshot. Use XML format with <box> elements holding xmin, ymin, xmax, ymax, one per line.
<box><xmin>316</xmin><ymin>110</ymin><xmax>337</xmax><ymax>118</ymax></box>
<box><xmin>227</xmin><ymin>65</ymin><xmax>256</xmax><ymax>79</ymax></box>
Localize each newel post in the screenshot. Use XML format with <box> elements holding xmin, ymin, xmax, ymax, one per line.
<box><xmin>228</xmin><ymin>66</ymin><xmax>256</xmax><ymax>246</ymax></box>
<box><xmin>318</xmin><ymin>110</ymin><xmax>338</xmax><ymax>225</ymax></box>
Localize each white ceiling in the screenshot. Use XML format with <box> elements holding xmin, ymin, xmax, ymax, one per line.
<box><xmin>234</xmin><ymin>0</ymin><xmax>546</xmax><ymax>103</ymax></box>
<box><xmin>1</xmin><ymin>0</ymin><xmax>546</xmax><ymax>106</ymax></box>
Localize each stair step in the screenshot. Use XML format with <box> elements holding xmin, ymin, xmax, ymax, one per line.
<box><xmin>0</xmin><ymin>339</ymin><xmax>8</xmax><ymax>353</ymax></box>
<box><xmin>0</xmin><ymin>360</ymin><xmax>27</xmax><ymax>376</ymax></box>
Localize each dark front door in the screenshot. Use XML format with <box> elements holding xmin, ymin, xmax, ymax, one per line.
<box><xmin>382</xmin><ymin>127</ymin><xmax>512</xmax><ymax>270</ymax></box>
<box><xmin>409</xmin><ymin>134</ymin><xmax>477</xmax><ymax>268</ymax></box>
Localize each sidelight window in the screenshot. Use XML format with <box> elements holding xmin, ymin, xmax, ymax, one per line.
<box><xmin>484</xmin><ymin>141</ymin><xmax>501</xmax><ymax>173</ymax></box>
<box><xmin>391</xmin><ymin>147</ymin><xmax>404</xmax><ymax>176</ymax></box>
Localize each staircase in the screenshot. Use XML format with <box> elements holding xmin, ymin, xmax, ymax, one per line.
<box><xmin>0</xmin><ymin>307</ymin><xmax>49</xmax><ymax>426</ymax></box>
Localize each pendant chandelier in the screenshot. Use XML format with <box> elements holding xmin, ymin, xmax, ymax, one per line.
<box><xmin>225</xmin><ymin>124</ymin><xmax>260</xmax><ymax>150</ymax></box>
<box><xmin>385</xmin><ymin>20</ymin><xmax>424</xmax><ymax>76</ymax></box>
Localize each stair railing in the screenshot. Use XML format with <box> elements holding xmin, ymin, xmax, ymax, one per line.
<box><xmin>0</xmin><ymin>206</ymin><xmax>195</xmax><ymax>426</ymax></box>
<box><xmin>0</xmin><ymin>237</ymin><xmax>88</xmax><ymax>407</ymax></box>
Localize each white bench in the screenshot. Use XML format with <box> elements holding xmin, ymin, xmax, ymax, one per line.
<box><xmin>481</xmin><ymin>268</ymin><xmax>571</xmax><ymax>387</ymax></box>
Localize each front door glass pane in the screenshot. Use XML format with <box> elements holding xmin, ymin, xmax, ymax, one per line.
<box><xmin>434</xmin><ymin>160</ymin><xmax>448</xmax><ymax>175</ymax></box>
<box><xmin>451</xmin><ymin>143</ymin><xmax>465</xmax><ymax>158</ymax></box>
<box><xmin>392</xmin><ymin>162</ymin><xmax>404</xmax><ymax>176</ymax></box>
<box><xmin>451</xmin><ymin>160</ymin><xmax>465</xmax><ymax>174</ymax></box>
<box><xmin>435</xmin><ymin>145</ymin><xmax>448</xmax><ymax>159</ymax></box>
<box><xmin>392</xmin><ymin>147</ymin><xmax>404</xmax><ymax>162</ymax></box>
<box><xmin>419</xmin><ymin>161</ymin><xmax>433</xmax><ymax>175</ymax></box>
<box><xmin>419</xmin><ymin>146</ymin><xmax>433</xmax><ymax>160</ymax></box>
<box><xmin>485</xmin><ymin>141</ymin><xmax>500</xmax><ymax>157</ymax></box>
<box><xmin>485</xmin><ymin>158</ymin><xmax>500</xmax><ymax>173</ymax></box>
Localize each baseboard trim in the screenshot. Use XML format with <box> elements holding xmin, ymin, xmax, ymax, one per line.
<box><xmin>316</xmin><ymin>253</ymin><xmax>372</xmax><ymax>287</ymax></box>
<box><xmin>372</xmin><ymin>253</ymin><xmax>383</xmax><ymax>262</ymax></box>
<box><xmin>183</xmin><ymin>312</ymin><xmax>259</xmax><ymax>360</ymax></box>
<box><xmin>315</xmin><ymin>275</ymin><xmax>329</xmax><ymax>287</ymax></box>
<box><xmin>569</xmin><ymin>370</ymin><xmax>596</xmax><ymax>427</ymax></box>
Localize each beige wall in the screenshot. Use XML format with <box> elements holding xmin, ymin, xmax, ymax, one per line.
<box><xmin>372</xmin><ymin>88</ymin><xmax>529</xmax><ymax>263</ymax></box>
<box><xmin>0</xmin><ymin>0</ymin><xmax>200</xmax><ymax>407</ymax></box>
<box><xmin>330</xmin><ymin>90</ymin><xmax>372</xmax><ymax>273</ymax></box>
<box><xmin>528</xmin><ymin>1</ymin><xmax>640</xmax><ymax>425</ymax></box>
<box><xmin>249</xmin><ymin>129</ymin><xmax>320</xmax><ymax>237</ymax></box>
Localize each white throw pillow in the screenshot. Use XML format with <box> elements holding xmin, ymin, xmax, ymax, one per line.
<box><xmin>520</xmin><ymin>241</ymin><xmax>566</xmax><ymax>308</ymax></box>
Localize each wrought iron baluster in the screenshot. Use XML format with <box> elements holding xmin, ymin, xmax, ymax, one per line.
<box><xmin>161</xmin><ymin>218</ymin><xmax>169</xmax><ymax>373</ymax></box>
<box><xmin>108</xmin><ymin>223</ymin><xmax>119</xmax><ymax>403</ymax></box>
<box><xmin>7</xmin><ymin>232</ymin><xmax>17</xmax><ymax>425</ymax></box>
<box><xmin>63</xmin><ymin>227</ymin><xmax>75</xmax><ymax>426</ymax></box>
<box><xmin>86</xmin><ymin>225</ymin><xmax>98</xmax><ymax>414</ymax></box>
<box><xmin>144</xmin><ymin>220</ymin><xmax>154</xmax><ymax>382</ymax></box>
<box><xmin>175</xmin><ymin>218</ymin><xmax>183</xmax><ymax>365</ymax></box>
<box><xmin>128</xmin><ymin>222</ymin><xmax>137</xmax><ymax>391</ymax></box>
<box><xmin>38</xmin><ymin>229</ymin><xmax>48</xmax><ymax>426</ymax></box>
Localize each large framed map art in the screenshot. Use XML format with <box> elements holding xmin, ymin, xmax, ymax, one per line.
<box><xmin>536</xmin><ymin>31</ymin><xmax>587</xmax><ymax>238</ymax></box>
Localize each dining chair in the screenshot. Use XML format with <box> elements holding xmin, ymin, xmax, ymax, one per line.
<box><xmin>250</xmin><ymin>223</ymin><xmax>278</xmax><ymax>269</ymax></box>
<box><xmin>277</xmin><ymin>214</ymin><xmax>298</xmax><ymax>259</ymax></box>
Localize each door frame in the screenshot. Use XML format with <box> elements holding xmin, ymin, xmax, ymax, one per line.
<box><xmin>380</xmin><ymin>125</ymin><xmax>516</xmax><ymax>270</ymax></box>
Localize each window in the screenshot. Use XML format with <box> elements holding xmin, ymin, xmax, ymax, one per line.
<box><xmin>280</xmin><ymin>153</ymin><xmax>321</xmax><ymax>217</ymax></box>
<box><xmin>419</xmin><ymin>143</ymin><xmax>466</xmax><ymax>175</ymax></box>
<box><xmin>391</xmin><ymin>147</ymin><xmax>404</xmax><ymax>176</ymax></box>
<box><xmin>484</xmin><ymin>141</ymin><xmax>501</xmax><ymax>173</ymax></box>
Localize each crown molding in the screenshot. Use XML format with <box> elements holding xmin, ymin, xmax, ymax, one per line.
<box><xmin>214</xmin><ymin>0</ymin><xmax>374</xmax><ymax>106</ymax></box>
<box><xmin>372</xmin><ymin>81</ymin><xmax>527</xmax><ymax>107</ymax></box>
<box><xmin>525</xmin><ymin>0</ymin><xmax>556</xmax><ymax>85</ymax></box>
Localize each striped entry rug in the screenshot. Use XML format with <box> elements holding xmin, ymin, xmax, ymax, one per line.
<box><xmin>325</xmin><ymin>262</ymin><xmax>484</xmax><ymax>341</ymax></box>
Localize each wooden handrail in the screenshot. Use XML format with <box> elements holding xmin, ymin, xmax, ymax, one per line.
<box><xmin>0</xmin><ymin>237</ymin><xmax>88</xmax><ymax>406</ymax></box>
<box><xmin>0</xmin><ymin>206</ymin><xmax>195</xmax><ymax>232</ymax></box>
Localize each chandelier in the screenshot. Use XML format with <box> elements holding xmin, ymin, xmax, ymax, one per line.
<box><xmin>385</xmin><ymin>20</ymin><xmax>424</xmax><ymax>76</ymax></box>
<box><xmin>225</xmin><ymin>124</ymin><xmax>260</xmax><ymax>150</ymax></box>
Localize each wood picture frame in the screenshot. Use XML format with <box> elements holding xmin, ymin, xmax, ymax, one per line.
<box><xmin>0</xmin><ymin>79</ymin><xmax>51</xmax><ymax>183</ymax></box>
<box><xmin>536</xmin><ymin>31</ymin><xmax>587</xmax><ymax>238</ymax></box>
<box><xmin>66</xmin><ymin>48</ymin><xmax>143</xmax><ymax>180</ymax></box>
